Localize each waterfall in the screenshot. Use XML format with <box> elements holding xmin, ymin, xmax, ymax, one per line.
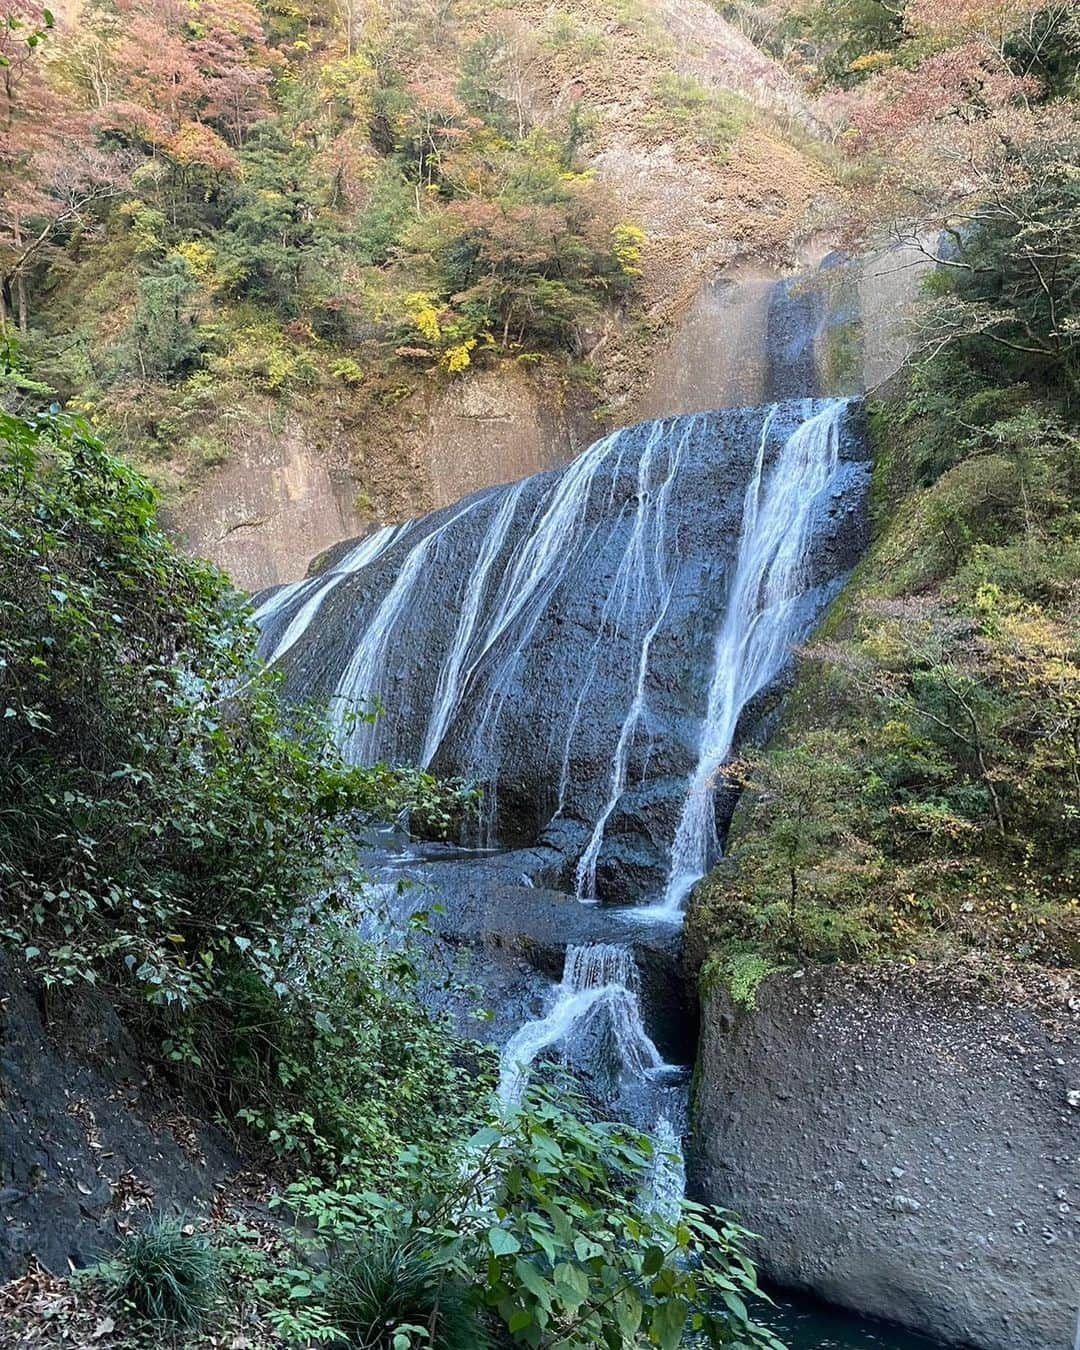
<box><xmin>497</xmin><ymin>941</ymin><xmax>684</xmax><ymax>1218</ymax></box>
<box><xmin>655</xmin><ymin>397</ymin><xmax>848</xmax><ymax>919</ymax></box>
<box><xmin>257</xmin><ymin>522</ymin><xmax>403</xmax><ymax>668</ymax></box>
<box><xmin>458</xmin><ymin>428</ymin><xmax>630</xmax><ymax>783</ymax></box>
<box><xmin>257</xmin><ymin>396</ymin><xmax>864</xmax><ymax>896</ymax></box>
<box><xmin>571</xmin><ymin>419</ymin><xmax>688</xmax><ymax>900</ymax></box>
<box><xmin>498</xmin><ymin>943</ymin><xmax>664</xmax><ymax>1107</ymax></box>
<box><xmin>420</xmin><ymin>482</ymin><xmax>525</xmax><ymax>769</ymax></box>
<box><xmin>254</xmin><ymin>392</ymin><xmax>865</xmax><ymax>1244</ymax></box>
<box><xmin>331</xmin><ymin>498</ymin><xmax>483</xmax><ymax>761</ymax></box>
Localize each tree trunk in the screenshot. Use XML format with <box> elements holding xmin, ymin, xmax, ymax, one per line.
<box><xmin>13</xmin><ymin>222</ymin><xmax>27</xmax><ymax>332</ymax></box>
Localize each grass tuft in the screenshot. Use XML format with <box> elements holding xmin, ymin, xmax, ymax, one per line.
<box><xmin>325</xmin><ymin>1233</ymin><xmax>488</xmax><ymax>1350</ymax></box>
<box><xmin>113</xmin><ymin>1217</ymin><xmax>220</xmax><ymax>1329</ymax></box>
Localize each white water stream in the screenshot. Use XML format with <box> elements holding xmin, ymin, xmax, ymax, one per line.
<box><xmin>256</xmin><ymin>397</ymin><xmax>856</xmax><ymax>1221</ymax></box>
<box><xmin>654</xmin><ymin>397</ymin><xmax>847</xmax><ymax>918</ymax></box>
<box><xmin>498</xmin><ymin>943</ymin><xmax>664</xmax><ymax>1106</ymax></box>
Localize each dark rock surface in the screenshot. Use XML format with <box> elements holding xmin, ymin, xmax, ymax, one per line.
<box><xmin>367</xmin><ymin>847</ymin><xmax>693</xmax><ymax>1063</ymax></box>
<box><xmin>0</xmin><ymin>960</ymin><xmax>237</xmax><ymax>1281</ymax></box>
<box><xmin>266</xmin><ymin>398</ymin><xmax>870</xmax><ymax>900</ymax></box>
<box><xmin>691</xmin><ymin>961</ymin><xmax>1080</xmax><ymax>1350</ymax></box>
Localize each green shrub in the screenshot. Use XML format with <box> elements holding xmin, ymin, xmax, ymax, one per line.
<box><xmin>0</xmin><ymin>410</ymin><xmax>486</xmax><ymax>1170</ymax></box>
<box><xmin>275</xmin><ymin>1082</ymin><xmax>785</xmax><ymax>1350</ymax></box>
<box><xmin>644</xmin><ymin>74</ymin><xmax>749</xmax><ymax>156</ymax></box>
<box><xmin>111</xmin><ymin>1218</ymin><xmax>219</xmax><ymax>1330</ymax></box>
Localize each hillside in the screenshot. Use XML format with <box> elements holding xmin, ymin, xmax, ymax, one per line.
<box><xmin>3</xmin><ymin>0</ymin><xmax>841</xmax><ymax>587</ymax></box>
<box><xmin>1</xmin><ymin>1</ymin><xmax>1078</xmax><ymax>1348</ymax></box>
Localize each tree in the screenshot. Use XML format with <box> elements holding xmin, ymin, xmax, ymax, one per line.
<box><xmin>731</xmin><ymin>735</ymin><xmax>863</xmax><ymax>920</ymax></box>
<box><xmin>0</xmin><ymin>2</ymin><xmax>104</xmax><ymax>330</ymax></box>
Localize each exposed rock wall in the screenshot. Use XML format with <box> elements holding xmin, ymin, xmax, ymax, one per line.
<box><xmin>263</xmin><ymin>399</ymin><xmax>870</xmax><ymax>896</ymax></box>
<box><xmin>0</xmin><ymin>962</ymin><xmax>236</xmax><ymax>1280</ymax></box>
<box><xmin>166</xmin><ymin>408</ymin><xmax>365</xmax><ymax>593</ymax></box>
<box><xmin>692</xmin><ymin>962</ymin><xmax>1080</xmax><ymax>1350</ymax></box>
<box><xmin>421</xmin><ymin>365</ymin><xmax>594</xmax><ymax>511</ymax></box>
<box><xmin>173</xmin><ymin>366</ymin><xmax>591</xmax><ymax>593</ymax></box>
<box><xmin>631</xmin><ymin>241</ymin><xmax>933</xmax><ymax>422</ymax></box>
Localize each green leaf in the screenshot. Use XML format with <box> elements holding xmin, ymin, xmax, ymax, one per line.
<box><xmin>650</xmin><ymin>1297</ymin><xmax>688</xmax><ymax>1350</ymax></box>
<box><xmin>615</xmin><ymin>1289</ymin><xmax>642</xmax><ymax>1338</ymax></box>
<box><xmin>507</xmin><ymin>1309</ymin><xmax>533</xmax><ymax>1334</ymax></box>
<box><xmin>553</xmin><ymin>1260</ymin><xmax>589</xmax><ymax>1311</ymax></box>
<box><xmin>514</xmin><ymin>1258</ymin><xmax>553</xmax><ymax>1310</ymax></box>
<box><xmin>642</xmin><ymin>1245</ymin><xmax>666</xmax><ymax>1277</ymax></box>
<box><xmin>487</xmin><ymin>1226</ymin><xmax>521</xmax><ymax>1257</ymax></box>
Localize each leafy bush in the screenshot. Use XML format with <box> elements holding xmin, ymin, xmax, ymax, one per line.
<box><xmin>644</xmin><ymin>74</ymin><xmax>749</xmax><ymax>157</ymax></box>
<box><xmin>0</xmin><ymin>410</ymin><xmax>487</xmax><ymax>1167</ymax></box>
<box><xmin>270</xmin><ymin>1083</ymin><xmax>784</xmax><ymax>1350</ymax></box>
<box><xmin>109</xmin><ymin>1219</ymin><xmax>220</xmax><ymax>1330</ymax></box>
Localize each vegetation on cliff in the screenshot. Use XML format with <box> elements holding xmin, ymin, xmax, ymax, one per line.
<box><xmin>690</xmin><ymin>0</ymin><xmax>1079</xmax><ymax>990</ymax></box>
<box><xmin>0</xmin><ymin>407</ymin><xmax>780</xmax><ymax>1346</ymax></box>
<box><xmin>1</xmin><ymin>0</ymin><xmax>656</xmax><ymax>510</ymax></box>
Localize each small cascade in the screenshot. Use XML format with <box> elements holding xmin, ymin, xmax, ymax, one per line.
<box><xmin>498</xmin><ymin>942</ymin><xmax>687</xmax><ymax>1217</ymax></box>
<box><xmin>498</xmin><ymin>944</ymin><xmax>664</xmax><ymax>1107</ymax></box>
<box><xmin>645</xmin><ymin>1113</ymin><xmax>688</xmax><ymax>1224</ymax></box>
<box><xmin>656</xmin><ymin>397</ymin><xmax>849</xmax><ymax>918</ymax></box>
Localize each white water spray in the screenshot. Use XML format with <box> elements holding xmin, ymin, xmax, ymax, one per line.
<box><xmin>655</xmin><ymin>397</ymin><xmax>848</xmax><ymax>919</ymax></box>
<box><xmin>420</xmin><ymin>483</ymin><xmax>525</xmax><ymax>768</ymax></box>
<box><xmin>498</xmin><ymin>944</ymin><xmax>664</xmax><ymax>1107</ymax></box>
<box><xmin>331</xmin><ymin>499</ymin><xmax>482</xmax><ymax>762</ymax></box>
<box><xmin>257</xmin><ymin>523</ymin><xmax>403</xmax><ymax>668</ymax></box>
<box><xmin>573</xmin><ymin>420</ymin><xmax>688</xmax><ymax>900</ymax></box>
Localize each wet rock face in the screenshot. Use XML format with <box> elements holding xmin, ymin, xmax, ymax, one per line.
<box><xmin>691</xmin><ymin>963</ymin><xmax>1080</xmax><ymax>1350</ymax></box>
<box><xmin>264</xmin><ymin>398</ymin><xmax>870</xmax><ymax>899</ymax></box>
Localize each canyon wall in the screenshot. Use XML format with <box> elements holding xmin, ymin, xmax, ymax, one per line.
<box><xmin>692</xmin><ymin>961</ymin><xmax>1080</xmax><ymax>1350</ymax></box>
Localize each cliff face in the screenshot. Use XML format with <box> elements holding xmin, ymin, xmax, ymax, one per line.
<box><xmin>166</xmin><ymin>0</ymin><xmax>845</xmax><ymax>591</ymax></box>
<box><xmin>171</xmin><ymin>365</ymin><xmax>594</xmax><ymax>592</ymax></box>
<box><xmin>691</xmin><ymin>962</ymin><xmax>1080</xmax><ymax>1350</ymax></box>
<box><xmin>0</xmin><ymin>961</ymin><xmax>235</xmax><ymax>1282</ymax></box>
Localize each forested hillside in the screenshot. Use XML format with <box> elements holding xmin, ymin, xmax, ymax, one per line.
<box><xmin>0</xmin><ymin>0</ymin><xmax>1077</xmax><ymax>1347</ymax></box>
<box><xmin>1</xmin><ymin>0</ymin><xmax>830</xmax><ymax>559</ymax></box>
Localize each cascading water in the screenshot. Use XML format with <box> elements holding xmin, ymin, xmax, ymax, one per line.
<box><xmin>656</xmin><ymin>397</ymin><xmax>849</xmax><ymax>918</ymax></box>
<box><xmin>255</xmin><ymin>522</ymin><xmax>403</xmax><ymax>668</ymax></box>
<box><xmin>331</xmin><ymin>497</ymin><xmax>483</xmax><ymax>762</ymax></box>
<box><xmin>498</xmin><ymin>944</ymin><xmax>665</xmax><ymax>1106</ymax></box>
<box><xmin>255</xmin><ymin>391</ymin><xmax>867</xmax><ymax>1227</ymax></box>
<box><xmin>571</xmin><ymin>419</ymin><xmax>687</xmax><ymax>901</ymax></box>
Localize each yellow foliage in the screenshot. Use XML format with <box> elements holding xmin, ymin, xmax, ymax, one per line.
<box><xmin>319</xmin><ymin>53</ymin><xmax>376</xmax><ymax>109</ymax></box>
<box><xmin>848</xmin><ymin>49</ymin><xmax>895</xmax><ymax>73</ymax></box>
<box><xmin>612</xmin><ymin>222</ymin><xmax>647</xmax><ymax>277</ymax></box>
<box><xmin>213</xmin><ymin>323</ymin><xmax>318</xmax><ymax>391</ymax></box>
<box><xmin>331</xmin><ymin>358</ymin><xmax>365</xmax><ymax>386</ymax></box>
<box><xmin>443</xmin><ymin>339</ymin><xmax>477</xmax><ymax>375</ymax></box>
<box><xmin>403</xmin><ymin>292</ymin><xmax>443</xmax><ymax>344</ymax></box>
<box><xmin>170</xmin><ymin>241</ymin><xmax>216</xmax><ymax>283</ymax></box>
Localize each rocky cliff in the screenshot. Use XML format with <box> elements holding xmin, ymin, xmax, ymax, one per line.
<box><xmin>258</xmin><ymin>398</ymin><xmax>870</xmax><ymax>897</ymax></box>
<box><xmin>692</xmin><ymin>961</ymin><xmax>1080</xmax><ymax>1350</ymax></box>
<box><xmin>0</xmin><ymin>961</ymin><xmax>234</xmax><ymax>1282</ymax></box>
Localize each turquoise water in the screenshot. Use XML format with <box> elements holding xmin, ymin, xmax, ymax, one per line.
<box><xmin>759</xmin><ymin>1294</ymin><xmax>944</xmax><ymax>1348</ymax></box>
